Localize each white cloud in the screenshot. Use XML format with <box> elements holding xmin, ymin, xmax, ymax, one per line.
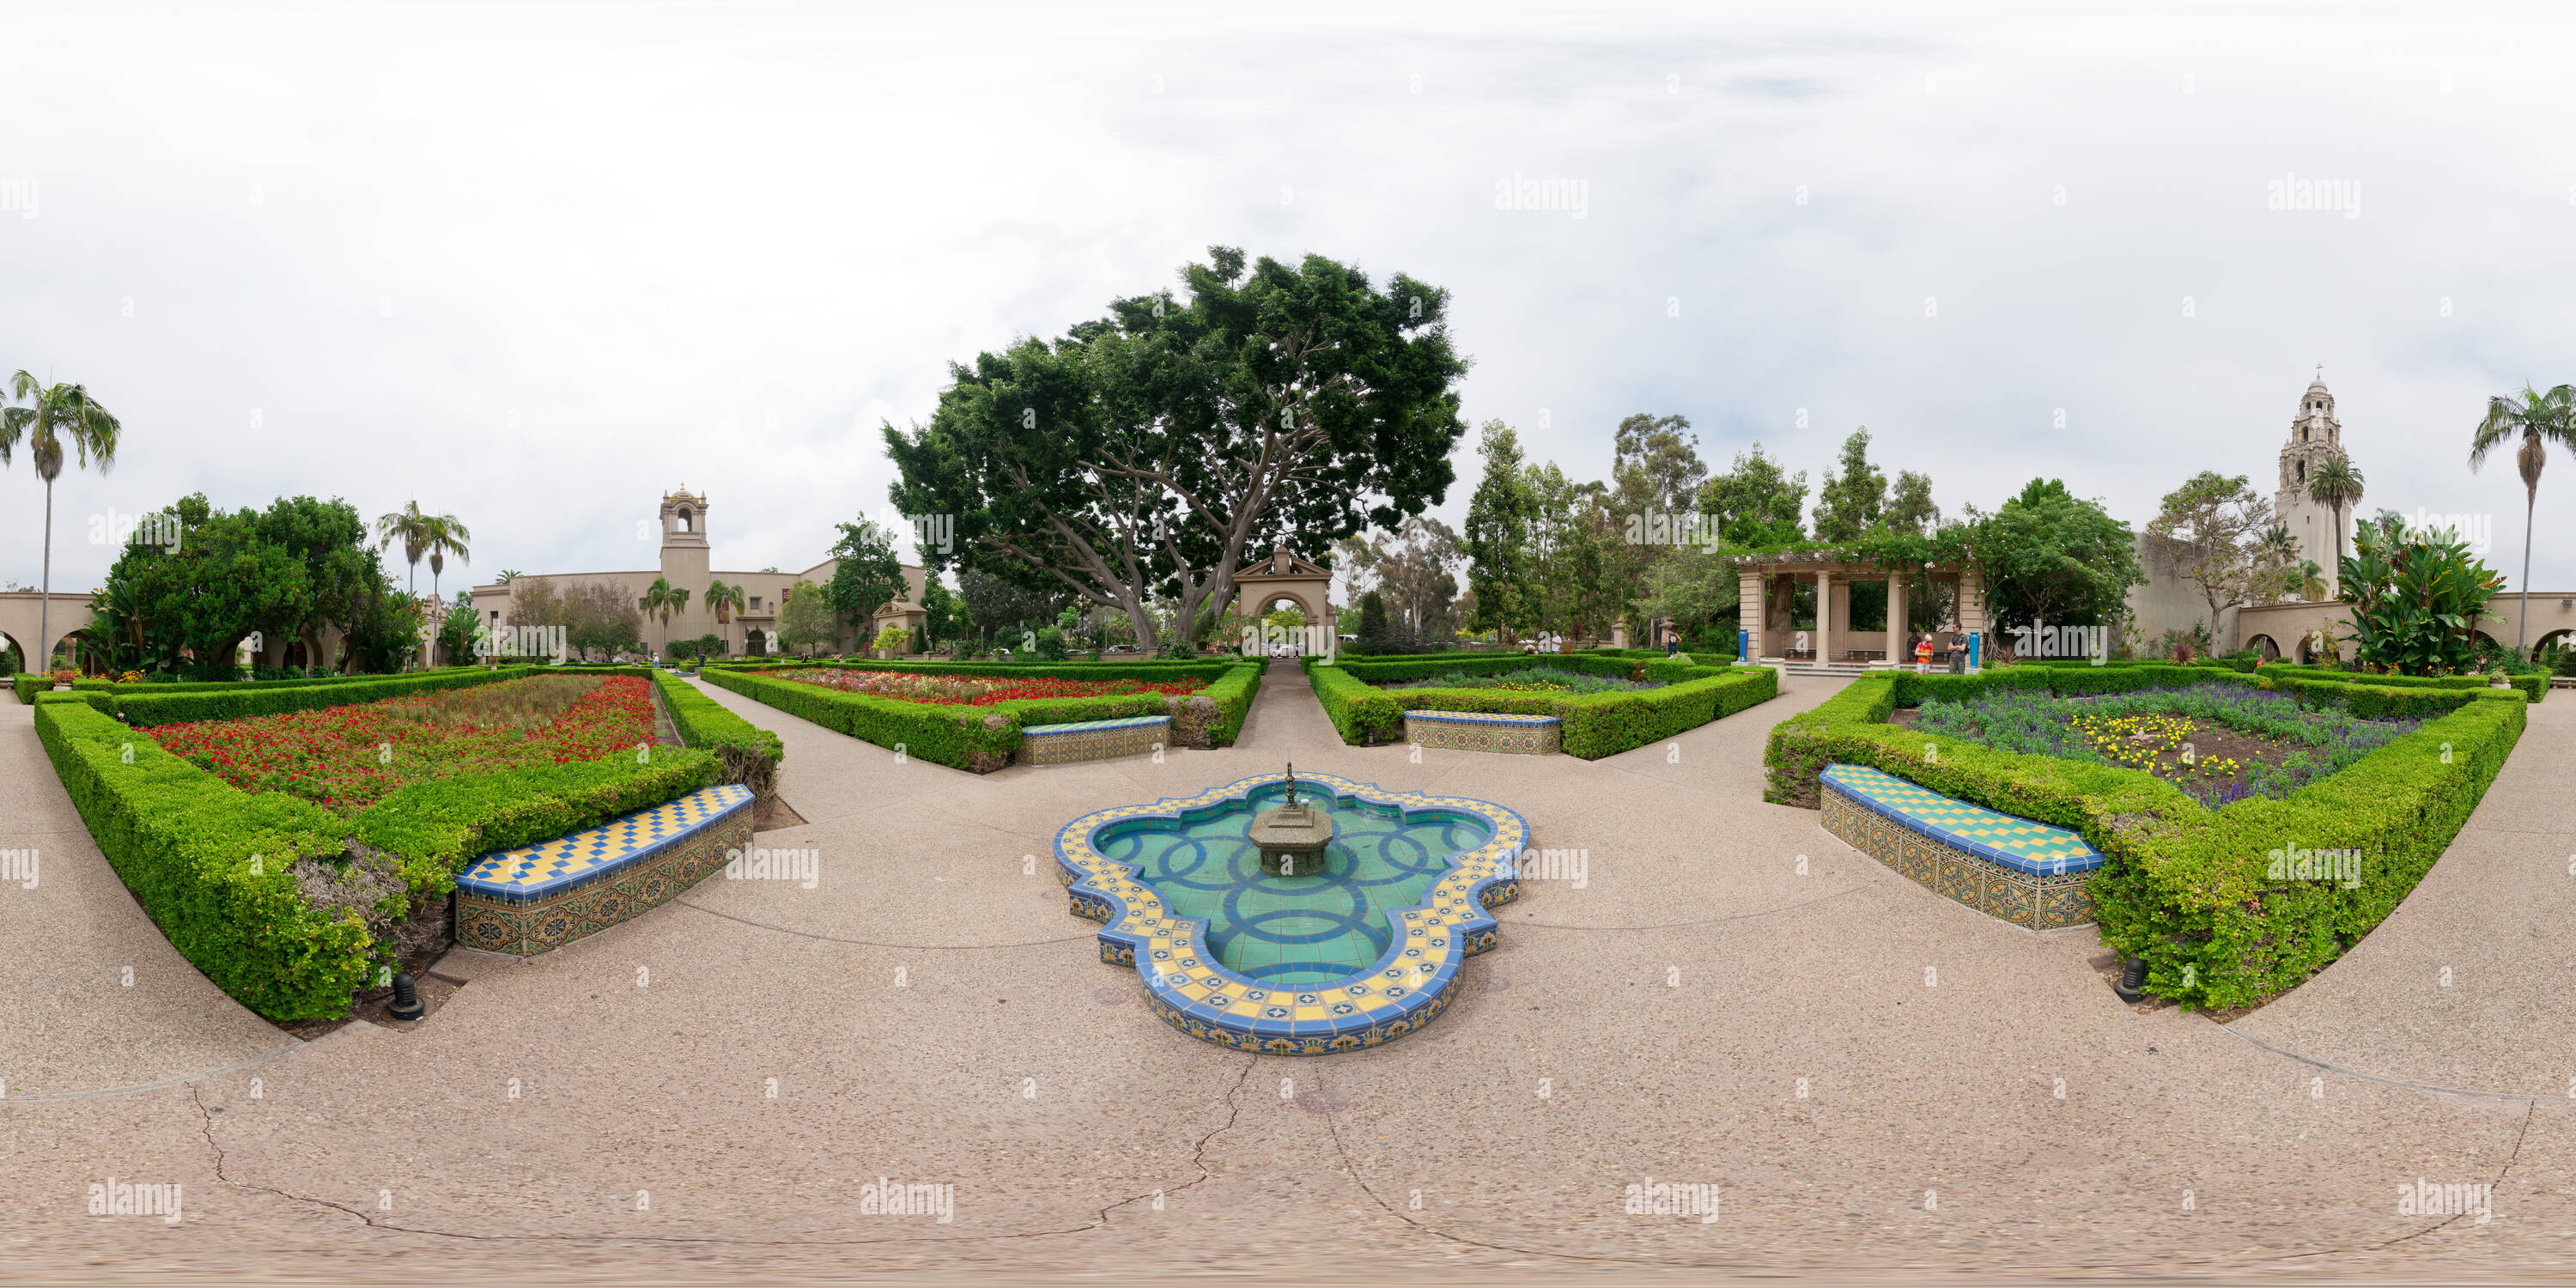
<box><xmin>0</xmin><ymin>3</ymin><xmax>2567</xmax><ymax>597</ymax></box>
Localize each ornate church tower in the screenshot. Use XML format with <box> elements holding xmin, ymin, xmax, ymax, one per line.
<box><xmin>2274</xmin><ymin>374</ymin><xmax>2349</xmax><ymax>581</ymax></box>
<box><xmin>659</xmin><ymin>489</ymin><xmax>713</xmax><ymax>605</ymax></box>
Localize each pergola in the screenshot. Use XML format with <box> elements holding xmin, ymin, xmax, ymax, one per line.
<box><xmin>1725</xmin><ymin>551</ymin><xmax>1989</xmax><ymax>668</ymax></box>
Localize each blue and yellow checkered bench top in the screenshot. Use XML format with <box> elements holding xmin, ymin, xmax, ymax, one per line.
<box><xmin>1405</xmin><ymin>711</ymin><xmax>1561</xmax><ymax>726</ymax></box>
<box><xmin>1023</xmin><ymin>714</ymin><xmax>1171</xmax><ymax>736</ymax></box>
<box><xmin>456</xmin><ymin>784</ymin><xmax>753</xmax><ymax>902</ymax></box>
<box><xmin>1821</xmin><ymin>763</ymin><xmax>2105</xmax><ymax>876</ymax></box>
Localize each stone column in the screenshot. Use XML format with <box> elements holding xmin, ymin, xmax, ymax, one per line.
<box><xmin>1886</xmin><ymin>573</ymin><xmax>1909</xmax><ymax>666</ymax></box>
<box><xmin>1814</xmin><ymin>569</ymin><xmax>1833</xmax><ymax>665</ymax></box>
<box><xmin>1827</xmin><ymin>577</ymin><xmax>1851</xmax><ymax>663</ymax></box>
<box><xmin>1737</xmin><ymin>571</ymin><xmax>1765</xmax><ymax>659</ymax></box>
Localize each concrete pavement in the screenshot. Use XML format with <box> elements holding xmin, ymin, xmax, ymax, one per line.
<box><xmin>0</xmin><ymin>662</ymin><xmax>2569</xmax><ymax>1281</ymax></box>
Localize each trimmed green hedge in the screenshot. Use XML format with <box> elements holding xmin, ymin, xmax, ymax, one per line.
<box><xmin>701</xmin><ymin>667</ymin><xmax>1017</xmax><ymax>769</ymax></box>
<box><xmin>649</xmin><ymin>670</ymin><xmax>785</xmax><ymax>799</ymax></box>
<box><xmin>699</xmin><ymin>659</ymin><xmax>1267</xmax><ymax>769</ymax></box>
<box><xmin>35</xmin><ymin>692</ymin><xmax>716</xmax><ymax>1021</ymax></box>
<box><xmin>1310</xmin><ymin>659</ymin><xmax>1776</xmax><ymax>758</ymax></box>
<box><xmin>1764</xmin><ymin>666</ymin><xmax>2527</xmax><ymax>1009</ymax></box>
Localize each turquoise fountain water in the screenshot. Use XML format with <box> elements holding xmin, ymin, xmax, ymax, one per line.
<box><xmin>1090</xmin><ymin>780</ymin><xmax>1494</xmax><ymax>985</ymax></box>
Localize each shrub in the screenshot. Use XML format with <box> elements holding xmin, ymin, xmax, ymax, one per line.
<box><xmin>702</xmin><ymin>666</ymin><xmax>1018</xmax><ymax>770</ymax></box>
<box><xmin>1762</xmin><ymin>665</ymin><xmax>2526</xmax><ymax>1009</ymax></box>
<box><xmin>1312</xmin><ymin>658</ymin><xmax>1773</xmax><ymax>757</ymax></box>
<box><xmin>35</xmin><ymin>690</ymin><xmax>714</xmax><ymax>1021</ymax></box>
<box><xmin>649</xmin><ymin>670</ymin><xmax>785</xmax><ymax>799</ymax></box>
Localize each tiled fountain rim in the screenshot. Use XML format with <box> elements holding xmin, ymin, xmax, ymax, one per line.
<box><xmin>1054</xmin><ymin>772</ymin><xmax>1528</xmax><ymax>1054</ymax></box>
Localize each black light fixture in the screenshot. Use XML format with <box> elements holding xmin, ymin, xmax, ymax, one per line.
<box><xmin>388</xmin><ymin>972</ymin><xmax>425</xmax><ymax>1021</ymax></box>
<box><xmin>2112</xmin><ymin>958</ymin><xmax>2148</xmax><ymax>1004</ymax></box>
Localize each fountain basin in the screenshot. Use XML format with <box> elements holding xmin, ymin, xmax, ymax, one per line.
<box><xmin>1056</xmin><ymin>772</ymin><xmax>1527</xmax><ymax>1054</ymax></box>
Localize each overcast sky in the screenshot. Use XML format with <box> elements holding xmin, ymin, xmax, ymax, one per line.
<box><xmin>3</xmin><ymin>2</ymin><xmax>2571</xmax><ymax>599</ymax></box>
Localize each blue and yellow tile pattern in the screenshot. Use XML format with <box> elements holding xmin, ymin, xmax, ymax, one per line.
<box><xmin>1819</xmin><ymin>763</ymin><xmax>2099</xmax><ymax>930</ymax></box>
<box><xmin>454</xmin><ymin>785</ymin><xmax>754</xmax><ymax>956</ymax></box>
<box><xmin>1021</xmin><ymin>714</ymin><xmax>1170</xmax><ymax>765</ymax></box>
<box><xmin>1406</xmin><ymin>710</ymin><xmax>1562</xmax><ymax>756</ymax></box>
<box><xmin>1056</xmin><ymin>773</ymin><xmax>1528</xmax><ymax>1054</ymax></box>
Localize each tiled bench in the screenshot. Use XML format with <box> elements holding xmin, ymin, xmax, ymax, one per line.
<box><xmin>1404</xmin><ymin>710</ymin><xmax>1560</xmax><ymax>755</ymax></box>
<box><xmin>454</xmin><ymin>784</ymin><xmax>754</xmax><ymax>956</ymax></box>
<box><xmin>1817</xmin><ymin>762</ymin><xmax>2103</xmax><ymax>930</ymax></box>
<box><xmin>1020</xmin><ymin>714</ymin><xmax>1170</xmax><ymax>765</ymax></box>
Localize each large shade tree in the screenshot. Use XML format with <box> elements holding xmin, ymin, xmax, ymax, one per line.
<box><xmin>823</xmin><ymin>518</ymin><xmax>908</xmax><ymax>640</ymax></box>
<box><xmin>2470</xmin><ymin>383</ymin><xmax>2576</xmax><ymax>653</ymax></box>
<box><xmin>885</xmin><ymin>246</ymin><xmax>1468</xmax><ymax>653</ymax></box>
<box><xmin>1968</xmin><ymin>478</ymin><xmax>2145</xmax><ymax>638</ymax></box>
<box><xmin>1</xmin><ymin>372</ymin><xmax>122</xmax><ymax>670</ymax></box>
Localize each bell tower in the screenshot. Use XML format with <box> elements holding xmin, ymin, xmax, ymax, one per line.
<box><xmin>659</xmin><ymin>489</ymin><xmax>712</xmax><ymax>596</ymax></box>
<box><xmin>2274</xmin><ymin>374</ymin><xmax>2348</xmax><ymax>569</ymax></box>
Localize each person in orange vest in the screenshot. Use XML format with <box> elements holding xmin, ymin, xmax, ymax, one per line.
<box><xmin>1913</xmin><ymin>633</ymin><xmax>1934</xmax><ymax>673</ymax></box>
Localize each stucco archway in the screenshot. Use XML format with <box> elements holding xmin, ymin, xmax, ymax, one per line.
<box><xmin>2247</xmin><ymin>634</ymin><xmax>2281</xmax><ymax>662</ymax></box>
<box><xmin>1230</xmin><ymin>547</ymin><xmax>1333</xmax><ymax>634</ymax></box>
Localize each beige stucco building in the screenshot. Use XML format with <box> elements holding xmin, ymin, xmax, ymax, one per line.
<box><xmin>469</xmin><ymin>489</ymin><xmax>930</xmax><ymax>658</ymax></box>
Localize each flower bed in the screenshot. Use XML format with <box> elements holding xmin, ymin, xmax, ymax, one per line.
<box><xmin>1897</xmin><ymin>683</ymin><xmax>2419</xmax><ymax>808</ymax></box>
<box><xmin>35</xmin><ymin>688</ymin><xmax>718</xmax><ymax>1021</ymax></box>
<box><xmin>145</xmin><ymin>675</ymin><xmax>657</xmax><ymax>812</ymax></box>
<box><xmin>1380</xmin><ymin>665</ymin><xmax>1660</xmax><ymax>696</ymax></box>
<box><xmin>1764</xmin><ymin>666</ymin><xmax>2527</xmax><ymax>1009</ymax></box>
<box><xmin>759</xmin><ymin>667</ymin><xmax>1207</xmax><ymax>706</ymax></box>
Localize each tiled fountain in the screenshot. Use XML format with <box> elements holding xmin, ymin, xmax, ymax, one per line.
<box><xmin>1054</xmin><ymin>771</ymin><xmax>1527</xmax><ymax>1054</ymax></box>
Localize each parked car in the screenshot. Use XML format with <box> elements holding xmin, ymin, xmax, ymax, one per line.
<box><xmin>1103</xmin><ymin>644</ymin><xmax>1143</xmax><ymax>656</ymax></box>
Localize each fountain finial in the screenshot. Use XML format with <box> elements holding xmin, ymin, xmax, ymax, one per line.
<box><xmin>1285</xmin><ymin>762</ymin><xmax>1297</xmax><ymax>809</ymax></box>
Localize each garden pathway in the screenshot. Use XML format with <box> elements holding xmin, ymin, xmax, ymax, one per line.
<box><xmin>1</xmin><ymin>666</ymin><xmax>2569</xmax><ymax>1280</ymax></box>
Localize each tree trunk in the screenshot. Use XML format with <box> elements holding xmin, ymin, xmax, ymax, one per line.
<box><xmin>38</xmin><ymin>477</ymin><xmax>52</xmax><ymax>675</ymax></box>
<box><xmin>2520</xmin><ymin>484</ymin><xmax>2537</xmax><ymax>654</ymax></box>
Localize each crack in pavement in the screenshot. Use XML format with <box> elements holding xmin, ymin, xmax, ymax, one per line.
<box><xmin>185</xmin><ymin>1054</ymin><xmax>1261</xmax><ymax>1251</ymax></box>
<box><xmin>1309</xmin><ymin>1078</ymin><xmax>2548</xmax><ymax>1276</ymax></box>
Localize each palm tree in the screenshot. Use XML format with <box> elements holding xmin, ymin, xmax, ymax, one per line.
<box><xmin>642</xmin><ymin>577</ymin><xmax>690</xmax><ymax>659</ymax></box>
<box><xmin>1</xmin><ymin>374</ymin><xmax>122</xmax><ymax>672</ymax></box>
<box><xmin>2257</xmin><ymin>524</ymin><xmax>2299</xmax><ymax>600</ymax></box>
<box><xmin>421</xmin><ymin>514</ymin><xmax>471</xmax><ymax>612</ymax></box>
<box><xmin>2305</xmin><ymin>454</ymin><xmax>2366</xmax><ymax>598</ymax></box>
<box><xmin>2282</xmin><ymin>558</ymin><xmax>2329</xmax><ymax>602</ymax></box>
<box><xmin>705</xmin><ymin>580</ymin><xmax>744</xmax><ymax>657</ymax></box>
<box><xmin>374</xmin><ymin>501</ymin><xmax>471</xmax><ymax>665</ymax></box>
<box><xmin>2471</xmin><ymin>383</ymin><xmax>2576</xmax><ymax>654</ymax></box>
